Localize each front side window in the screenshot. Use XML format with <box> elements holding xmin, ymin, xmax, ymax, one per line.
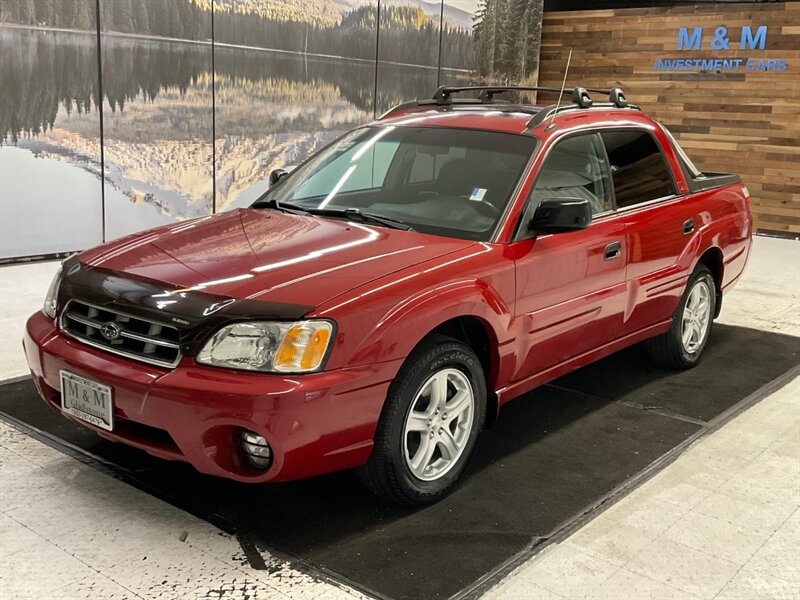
<box><xmin>257</xmin><ymin>126</ymin><xmax>538</xmax><ymax>241</ymax></box>
<box><xmin>517</xmin><ymin>132</ymin><xmax>612</xmax><ymax>237</ymax></box>
<box><xmin>601</xmin><ymin>130</ymin><xmax>676</xmax><ymax>208</ymax></box>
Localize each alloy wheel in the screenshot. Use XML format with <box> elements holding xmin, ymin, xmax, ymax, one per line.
<box><xmin>403</xmin><ymin>368</ymin><xmax>475</xmax><ymax>481</ymax></box>
<box><xmin>681</xmin><ymin>279</ymin><xmax>712</xmax><ymax>354</ymax></box>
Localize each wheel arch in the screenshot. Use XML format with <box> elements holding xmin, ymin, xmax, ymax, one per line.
<box><xmin>324</xmin><ymin>277</ymin><xmax>513</xmax><ymax>426</ymax></box>
<box><xmin>695</xmin><ymin>246</ymin><xmax>724</xmax><ymax>317</ymax></box>
<box><xmin>427</xmin><ymin>315</ymin><xmax>500</xmax><ymax>428</ymax></box>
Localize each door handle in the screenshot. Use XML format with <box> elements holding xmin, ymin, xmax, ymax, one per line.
<box><xmin>604</xmin><ymin>241</ymin><xmax>621</xmax><ymax>260</ymax></box>
<box><xmin>682</xmin><ymin>218</ymin><xmax>695</xmax><ymax>235</ymax></box>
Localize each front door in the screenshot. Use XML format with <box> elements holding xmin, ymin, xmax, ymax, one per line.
<box><xmin>511</xmin><ymin>132</ymin><xmax>628</xmax><ymax>381</ymax></box>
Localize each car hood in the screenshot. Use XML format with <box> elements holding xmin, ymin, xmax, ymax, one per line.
<box><xmin>78</xmin><ymin>208</ymin><xmax>475</xmax><ymax>309</ymax></box>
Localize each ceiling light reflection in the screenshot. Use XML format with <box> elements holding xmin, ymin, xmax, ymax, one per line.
<box><xmin>318</xmin><ymin>164</ymin><xmax>357</xmax><ymax>209</ymax></box>
<box><xmin>351</xmin><ymin>126</ymin><xmax>396</xmax><ymax>161</ymax></box>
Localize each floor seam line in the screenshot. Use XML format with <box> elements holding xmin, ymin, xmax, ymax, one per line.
<box><xmin>0</xmin><ymin>441</ymin><xmax>57</xmax><ymax>467</ymax></box>
<box><xmin>616</xmin><ymin>400</ymin><xmax>709</xmax><ymax>426</ymax></box>
<box><xmin>45</xmin><ymin>569</ymin><xmax>149</xmax><ymax>600</ymax></box>
<box><xmin>542</xmin><ymin>382</ymin><xmax>610</xmax><ymax>402</ymax></box>
<box><xmin>651</xmin><ymin>527</ymin><xmax>751</xmax><ymax>568</ymax></box>
<box><xmin>519</xmin><ymin>542</ymin><xmax>624</xmax><ymax>598</ymax></box>
<box><xmin>622</xmin><ymin>563</ymin><xmax>693</xmax><ymax>597</ymax></box>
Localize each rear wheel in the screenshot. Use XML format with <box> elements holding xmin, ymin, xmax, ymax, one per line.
<box><xmin>646</xmin><ymin>264</ymin><xmax>716</xmax><ymax>369</ymax></box>
<box><xmin>356</xmin><ymin>335</ymin><xmax>486</xmax><ymax>505</ymax></box>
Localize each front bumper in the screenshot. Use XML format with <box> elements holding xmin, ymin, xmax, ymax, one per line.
<box><xmin>23</xmin><ymin>311</ymin><xmax>401</xmax><ymax>482</ymax></box>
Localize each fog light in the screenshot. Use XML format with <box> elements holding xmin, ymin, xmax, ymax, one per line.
<box><xmin>240</xmin><ymin>430</ymin><xmax>272</xmax><ymax>470</ymax></box>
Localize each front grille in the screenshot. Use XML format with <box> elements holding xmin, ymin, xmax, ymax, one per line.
<box><xmin>60</xmin><ymin>300</ymin><xmax>182</xmax><ymax>368</ymax></box>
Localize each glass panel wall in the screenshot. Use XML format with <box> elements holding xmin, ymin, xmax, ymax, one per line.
<box><xmin>375</xmin><ymin>0</ymin><xmax>442</xmax><ymax>115</ymax></box>
<box><xmin>438</xmin><ymin>0</ymin><xmax>478</xmax><ymax>86</ymax></box>
<box><xmin>457</xmin><ymin>0</ymin><xmax>543</xmax><ymax>86</ymax></box>
<box><xmin>98</xmin><ymin>0</ymin><xmax>214</xmax><ymax>241</ymax></box>
<box><xmin>0</xmin><ymin>1</ymin><xmax>103</xmax><ymax>259</ymax></box>
<box><xmin>0</xmin><ymin>0</ymin><xmax>545</xmax><ymax>260</ymax></box>
<box><xmin>213</xmin><ymin>0</ymin><xmax>378</xmax><ymax>211</ymax></box>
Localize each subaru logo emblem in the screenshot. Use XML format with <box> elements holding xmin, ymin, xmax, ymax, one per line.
<box><xmin>100</xmin><ymin>322</ymin><xmax>121</xmax><ymax>341</ymax></box>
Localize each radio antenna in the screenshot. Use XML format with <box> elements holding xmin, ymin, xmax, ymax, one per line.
<box><xmin>549</xmin><ymin>48</ymin><xmax>573</xmax><ymax>126</ymax></box>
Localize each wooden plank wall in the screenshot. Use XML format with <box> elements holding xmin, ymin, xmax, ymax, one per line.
<box><xmin>538</xmin><ymin>2</ymin><xmax>800</xmax><ymax>235</ymax></box>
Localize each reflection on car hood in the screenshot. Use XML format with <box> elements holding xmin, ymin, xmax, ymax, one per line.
<box><xmin>78</xmin><ymin>208</ymin><xmax>475</xmax><ymax>308</ymax></box>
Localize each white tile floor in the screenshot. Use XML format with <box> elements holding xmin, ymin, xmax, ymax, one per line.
<box><xmin>0</xmin><ymin>235</ymin><xmax>798</xmax><ymax>600</ymax></box>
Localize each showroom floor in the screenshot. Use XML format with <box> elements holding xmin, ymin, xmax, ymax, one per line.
<box><xmin>0</xmin><ymin>235</ymin><xmax>798</xmax><ymax>600</ymax></box>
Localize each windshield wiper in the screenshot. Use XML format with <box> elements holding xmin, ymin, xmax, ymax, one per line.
<box><xmin>251</xmin><ymin>201</ymin><xmax>413</xmax><ymax>231</ymax></box>
<box><xmin>321</xmin><ymin>207</ymin><xmax>414</xmax><ymax>231</ymax></box>
<box><xmin>251</xmin><ymin>198</ymin><xmax>311</xmax><ymax>216</ymax></box>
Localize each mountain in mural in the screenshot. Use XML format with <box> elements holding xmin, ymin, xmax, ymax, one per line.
<box><xmin>198</xmin><ymin>0</ymin><xmax>473</xmax><ymax>29</ymax></box>
<box><xmin>353</xmin><ymin>0</ymin><xmax>474</xmax><ymax>29</ymax></box>
<box><xmin>194</xmin><ymin>0</ymin><xmax>342</xmax><ymax>27</ymax></box>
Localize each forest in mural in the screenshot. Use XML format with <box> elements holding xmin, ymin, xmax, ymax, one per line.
<box><xmin>0</xmin><ymin>0</ymin><xmax>543</xmax><ymax>259</ymax></box>
<box><xmin>473</xmin><ymin>0</ymin><xmax>543</xmax><ymax>81</ymax></box>
<box><xmin>0</xmin><ymin>0</ymin><xmax>473</xmax><ymax>64</ymax></box>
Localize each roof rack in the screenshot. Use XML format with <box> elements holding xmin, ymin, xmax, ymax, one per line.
<box><xmin>432</xmin><ymin>85</ymin><xmax>612</xmax><ymax>105</ymax></box>
<box><xmin>379</xmin><ymin>85</ymin><xmax>634</xmax><ymax>121</ymax></box>
<box><xmin>527</xmin><ymin>92</ymin><xmax>640</xmax><ymax>129</ymax></box>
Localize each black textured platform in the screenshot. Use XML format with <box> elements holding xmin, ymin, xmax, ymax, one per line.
<box><xmin>1</xmin><ymin>324</ymin><xmax>798</xmax><ymax>600</ymax></box>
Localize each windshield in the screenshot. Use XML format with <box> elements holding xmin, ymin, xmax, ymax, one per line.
<box><xmin>255</xmin><ymin>126</ymin><xmax>538</xmax><ymax>241</ymax></box>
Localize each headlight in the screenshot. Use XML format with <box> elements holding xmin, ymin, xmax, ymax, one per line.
<box><xmin>196</xmin><ymin>320</ymin><xmax>333</xmax><ymax>373</ymax></box>
<box><xmin>42</xmin><ymin>265</ymin><xmax>63</xmax><ymax>319</ymax></box>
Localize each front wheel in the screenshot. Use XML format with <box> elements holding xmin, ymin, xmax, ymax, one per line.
<box><xmin>356</xmin><ymin>335</ymin><xmax>486</xmax><ymax>505</ymax></box>
<box><xmin>646</xmin><ymin>264</ymin><xmax>716</xmax><ymax>369</ymax></box>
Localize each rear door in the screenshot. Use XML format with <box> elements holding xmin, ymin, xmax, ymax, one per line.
<box><xmin>600</xmin><ymin>128</ymin><xmax>698</xmax><ymax>336</ymax></box>
<box><xmin>511</xmin><ymin>132</ymin><xmax>628</xmax><ymax>380</ymax></box>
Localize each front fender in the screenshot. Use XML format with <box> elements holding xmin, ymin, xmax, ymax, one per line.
<box><xmin>313</xmin><ymin>244</ymin><xmax>517</xmax><ymax>384</ymax></box>
<box><xmin>355</xmin><ymin>279</ymin><xmax>512</xmax><ymax>380</ymax></box>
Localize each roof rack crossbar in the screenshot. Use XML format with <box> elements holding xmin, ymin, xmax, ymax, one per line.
<box><xmin>379</xmin><ymin>86</ymin><xmax>632</xmax><ymax>120</ymax></box>
<box><xmin>526</xmin><ymin>99</ymin><xmax>641</xmax><ymax>129</ymax></box>
<box><xmin>431</xmin><ymin>85</ymin><xmax>622</xmax><ymax>105</ymax></box>
<box><xmin>433</xmin><ymin>85</ymin><xmax>570</xmax><ymax>104</ymax></box>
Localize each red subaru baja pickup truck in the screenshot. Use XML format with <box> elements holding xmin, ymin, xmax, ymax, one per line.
<box><xmin>25</xmin><ymin>86</ymin><xmax>752</xmax><ymax>504</ymax></box>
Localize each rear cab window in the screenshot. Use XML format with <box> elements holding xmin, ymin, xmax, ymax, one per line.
<box><xmin>600</xmin><ymin>130</ymin><xmax>677</xmax><ymax>208</ymax></box>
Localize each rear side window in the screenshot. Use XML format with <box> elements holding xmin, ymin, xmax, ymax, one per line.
<box><xmin>601</xmin><ymin>130</ymin><xmax>676</xmax><ymax>208</ymax></box>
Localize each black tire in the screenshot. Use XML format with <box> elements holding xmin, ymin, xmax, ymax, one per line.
<box><xmin>646</xmin><ymin>264</ymin><xmax>717</xmax><ymax>369</ymax></box>
<box><xmin>356</xmin><ymin>334</ymin><xmax>487</xmax><ymax>505</ymax></box>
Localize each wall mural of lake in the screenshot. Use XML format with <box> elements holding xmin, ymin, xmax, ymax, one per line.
<box><xmin>0</xmin><ymin>21</ymin><xmax>104</xmax><ymax>258</ymax></box>
<box><xmin>0</xmin><ymin>0</ymin><xmax>543</xmax><ymax>260</ymax></box>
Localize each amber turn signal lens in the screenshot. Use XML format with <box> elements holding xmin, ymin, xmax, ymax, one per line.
<box><xmin>273</xmin><ymin>321</ymin><xmax>332</xmax><ymax>372</ymax></box>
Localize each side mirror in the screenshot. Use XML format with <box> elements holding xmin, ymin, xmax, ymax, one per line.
<box><xmin>269</xmin><ymin>168</ymin><xmax>289</xmax><ymax>187</ymax></box>
<box><xmin>530</xmin><ymin>198</ymin><xmax>592</xmax><ymax>235</ymax></box>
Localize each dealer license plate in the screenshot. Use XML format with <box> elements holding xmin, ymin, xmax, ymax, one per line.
<box><xmin>60</xmin><ymin>370</ymin><xmax>114</xmax><ymax>431</ymax></box>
